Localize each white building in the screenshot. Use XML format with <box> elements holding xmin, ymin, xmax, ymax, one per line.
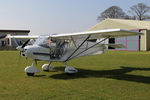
<box><xmin>0</xmin><ymin>30</ymin><xmax>30</xmax><ymax>49</ymax></box>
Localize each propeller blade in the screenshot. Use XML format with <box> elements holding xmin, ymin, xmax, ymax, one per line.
<box><xmin>20</xmin><ymin>51</ymin><xmax>21</xmax><ymax>56</ymax></box>
<box><xmin>21</xmin><ymin>39</ymin><xmax>30</xmax><ymax>48</ymax></box>
<box><xmin>12</xmin><ymin>38</ymin><xmax>19</xmax><ymax>46</ymax></box>
<box><xmin>0</xmin><ymin>34</ymin><xmax>7</xmax><ymax>39</ymax></box>
<box><xmin>17</xmin><ymin>51</ymin><xmax>22</xmax><ymax>67</ymax></box>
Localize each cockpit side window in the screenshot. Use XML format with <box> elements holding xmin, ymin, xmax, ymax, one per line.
<box><xmin>34</xmin><ymin>36</ymin><xmax>68</xmax><ymax>59</ymax></box>
<box><xmin>50</xmin><ymin>40</ymin><xmax>68</xmax><ymax>59</ymax></box>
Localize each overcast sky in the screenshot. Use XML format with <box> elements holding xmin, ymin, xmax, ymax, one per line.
<box><xmin>0</xmin><ymin>0</ymin><xmax>149</xmax><ymax>35</ymax></box>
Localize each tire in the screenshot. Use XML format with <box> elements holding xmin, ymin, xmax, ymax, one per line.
<box><xmin>26</xmin><ymin>73</ymin><xmax>34</xmax><ymax>76</ymax></box>
<box><xmin>43</xmin><ymin>69</ymin><xmax>49</xmax><ymax>72</ymax></box>
<box><xmin>66</xmin><ymin>73</ymin><xmax>73</xmax><ymax>75</ymax></box>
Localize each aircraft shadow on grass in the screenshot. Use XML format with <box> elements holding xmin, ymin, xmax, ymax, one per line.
<box><xmin>48</xmin><ymin>66</ymin><xmax>150</xmax><ymax>84</ymax></box>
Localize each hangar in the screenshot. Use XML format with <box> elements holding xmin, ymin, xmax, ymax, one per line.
<box><xmin>88</xmin><ymin>18</ymin><xmax>150</xmax><ymax>51</ymax></box>
<box><xmin>0</xmin><ymin>30</ymin><xmax>30</xmax><ymax>49</ymax></box>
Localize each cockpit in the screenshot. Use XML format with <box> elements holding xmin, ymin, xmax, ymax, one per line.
<box><xmin>34</xmin><ymin>35</ymin><xmax>67</xmax><ymax>59</ymax></box>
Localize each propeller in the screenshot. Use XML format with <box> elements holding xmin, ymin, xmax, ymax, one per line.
<box><xmin>16</xmin><ymin>39</ymin><xmax>30</xmax><ymax>64</ymax></box>
<box><xmin>21</xmin><ymin>39</ymin><xmax>30</xmax><ymax>48</ymax></box>
<box><xmin>16</xmin><ymin>39</ymin><xmax>30</xmax><ymax>56</ymax></box>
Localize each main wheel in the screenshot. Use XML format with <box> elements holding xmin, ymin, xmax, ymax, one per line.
<box><xmin>42</xmin><ymin>64</ymin><xmax>49</xmax><ymax>72</ymax></box>
<box><xmin>26</xmin><ymin>73</ymin><xmax>34</xmax><ymax>76</ymax></box>
<box><xmin>66</xmin><ymin>73</ymin><xmax>73</xmax><ymax>75</ymax></box>
<box><xmin>43</xmin><ymin>69</ymin><xmax>49</xmax><ymax>72</ymax></box>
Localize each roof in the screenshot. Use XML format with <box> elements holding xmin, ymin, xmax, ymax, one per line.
<box><xmin>0</xmin><ymin>29</ymin><xmax>30</xmax><ymax>33</ymax></box>
<box><xmin>88</xmin><ymin>18</ymin><xmax>150</xmax><ymax>31</ymax></box>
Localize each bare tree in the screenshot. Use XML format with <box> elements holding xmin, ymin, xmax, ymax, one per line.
<box><xmin>97</xmin><ymin>6</ymin><xmax>127</xmax><ymax>21</ymax></box>
<box><xmin>129</xmin><ymin>3</ymin><xmax>150</xmax><ymax>20</ymax></box>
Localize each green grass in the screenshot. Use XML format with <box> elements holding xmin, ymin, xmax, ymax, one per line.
<box><xmin>0</xmin><ymin>50</ymin><xmax>150</xmax><ymax>100</ymax></box>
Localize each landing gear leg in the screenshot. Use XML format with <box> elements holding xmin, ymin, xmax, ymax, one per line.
<box><xmin>24</xmin><ymin>61</ymin><xmax>40</xmax><ymax>76</ymax></box>
<box><xmin>64</xmin><ymin>62</ymin><xmax>78</xmax><ymax>74</ymax></box>
<box><xmin>42</xmin><ymin>62</ymin><xmax>54</xmax><ymax>72</ymax></box>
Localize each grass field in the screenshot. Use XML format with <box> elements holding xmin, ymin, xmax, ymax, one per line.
<box><xmin>0</xmin><ymin>50</ymin><xmax>150</xmax><ymax>100</ymax></box>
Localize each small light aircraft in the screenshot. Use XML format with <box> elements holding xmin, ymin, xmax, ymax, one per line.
<box><xmin>2</xmin><ymin>29</ymin><xmax>142</xmax><ymax>76</ymax></box>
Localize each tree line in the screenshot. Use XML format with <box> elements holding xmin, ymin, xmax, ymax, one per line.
<box><xmin>97</xmin><ymin>3</ymin><xmax>150</xmax><ymax>21</ymax></box>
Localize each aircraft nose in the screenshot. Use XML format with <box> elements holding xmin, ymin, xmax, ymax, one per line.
<box><xmin>22</xmin><ymin>46</ymin><xmax>35</xmax><ymax>57</ymax></box>
<box><xmin>16</xmin><ymin>46</ymin><xmax>28</xmax><ymax>57</ymax></box>
<box><xmin>20</xmin><ymin>46</ymin><xmax>38</xmax><ymax>58</ymax></box>
<box><xmin>21</xmin><ymin>49</ymin><xmax>28</xmax><ymax>57</ymax></box>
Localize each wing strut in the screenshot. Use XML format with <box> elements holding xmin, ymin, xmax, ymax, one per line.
<box><xmin>71</xmin><ymin>36</ymin><xmax>77</xmax><ymax>48</ymax></box>
<box><xmin>65</xmin><ymin>35</ymin><xmax>91</xmax><ymax>62</ymax></box>
<box><xmin>69</xmin><ymin>36</ymin><xmax>110</xmax><ymax>60</ymax></box>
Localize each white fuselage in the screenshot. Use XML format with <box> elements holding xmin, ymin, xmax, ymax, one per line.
<box><xmin>22</xmin><ymin>36</ymin><xmax>108</xmax><ymax>62</ymax></box>
<box><xmin>23</xmin><ymin>43</ymin><xmax>106</xmax><ymax>62</ymax></box>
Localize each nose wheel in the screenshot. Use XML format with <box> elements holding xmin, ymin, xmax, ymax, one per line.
<box><xmin>24</xmin><ymin>61</ymin><xmax>40</xmax><ymax>76</ymax></box>
<box><xmin>26</xmin><ymin>73</ymin><xmax>34</xmax><ymax>76</ymax></box>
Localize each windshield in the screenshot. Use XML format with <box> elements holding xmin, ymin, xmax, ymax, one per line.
<box><xmin>34</xmin><ymin>36</ymin><xmax>49</xmax><ymax>45</ymax></box>
<box><xmin>28</xmin><ymin>39</ymin><xmax>36</xmax><ymax>45</ymax></box>
<box><xmin>34</xmin><ymin>36</ymin><xmax>56</xmax><ymax>48</ymax></box>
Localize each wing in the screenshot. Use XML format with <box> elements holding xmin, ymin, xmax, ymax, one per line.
<box><xmin>53</xmin><ymin>29</ymin><xmax>142</xmax><ymax>61</ymax></box>
<box><xmin>6</xmin><ymin>35</ymin><xmax>39</xmax><ymax>39</ymax></box>
<box><xmin>51</xmin><ymin>29</ymin><xmax>142</xmax><ymax>40</ymax></box>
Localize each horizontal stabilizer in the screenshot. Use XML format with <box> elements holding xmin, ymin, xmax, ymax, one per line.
<box><xmin>105</xmin><ymin>44</ymin><xmax>125</xmax><ymax>48</ymax></box>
